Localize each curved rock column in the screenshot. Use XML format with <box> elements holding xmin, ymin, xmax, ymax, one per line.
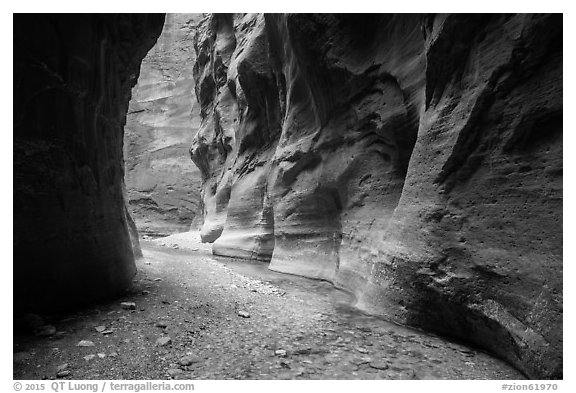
<box><xmin>356</xmin><ymin>14</ymin><xmax>563</xmax><ymax>379</ymax></box>
<box><xmin>13</xmin><ymin>14</ymin><xmax>165</xmax><ymax>313</ymax></box>
<box><xmin>189</xmin><ymin>13</ymin><xmax>562</xmax><ymax>379</ymax></box>
<box><xmin>264</xmin><ymin>14</ymin><xmax>424</xmax><ymax>282</ymax></box>
<box><xmin>191</xmin><ymin>14</ymin><xmax>281</xmax><ymax>259</ymax></box>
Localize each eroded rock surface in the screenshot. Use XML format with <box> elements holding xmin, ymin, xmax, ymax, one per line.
<box><xmin>190</xmin><ymin>14</ymin><xmax>562</xmax><ymax>379</ymax></box>
<box><xmin>14</xmin><ymin>14</ymin><xmax>165</xmax><ymax>312</ymax></box>
<box><xmin>124</xmin><ymin>14</ymin><xmax>204</xmax><ymax>237</ymax></box>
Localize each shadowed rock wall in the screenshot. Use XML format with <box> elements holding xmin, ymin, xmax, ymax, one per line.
<box><xmin>124</xmin><ymin>13</ymin><xmax>204</xmax><ymax>237</ymax></box>
<box><xmin>14</xmin><ymin>14</ymin><xmax>165</xmax><ymax>313</ymax></box>
<box><xmin>190</xmin><ymin>13</ymin><xmax>562</xmax><ymax>379</ymax></box>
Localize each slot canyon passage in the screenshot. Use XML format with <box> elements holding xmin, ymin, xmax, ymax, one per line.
<box><xmin>13</xmin><ymin>13</ymin><xmax>562</xmax><ymax>380</ymax></box>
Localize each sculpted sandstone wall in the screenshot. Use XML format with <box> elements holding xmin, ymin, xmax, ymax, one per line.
<box><xmin>190</xmin><ymin>14</ymin><xmax>562</xmax><ymax>379</ymax></box>
<box><xmin>124</xmin><ymin>13</ymin><xmax>204</xmax><ymax>237</ymax></box>
<box><xmin>14</xmin><ymin>14</ymin><xmax>165</xmax><ymax>312</ymax></box>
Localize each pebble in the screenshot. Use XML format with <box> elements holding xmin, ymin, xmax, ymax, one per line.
<box><xmin>167</xmin><ymin>368</ymin><xmax>183</xmax><ymax>377</ymax></box>
<box><xmin>56</xmin><ymin>363</ymin><xmax>68</xmax><ymax>372</ymax></box>
<box><xmin>142</xmin><ymin>290</ymin><xmax>151</xmax><ymax>295</ymax></box>
<box><xmin>369</xmin><ymin>361</ymin><xmax>389</xmax><ymax>370</ymax></box>
<box><xmin>94</xmin><ymin>326</ymin><xmax>106</xmax><ymax>333</ymax></box>
<box><xmin>178</xmin><ymin>356</ymin><xmax>200</xmax><ymax>366</ymax></box>
<box><xmin>83</xmin><ymin>354</ymin><xmax>96</xmax><ymax>361</ymax></box>
<box><xmin>35</xmin><ymin>325</ymin><xmax>57</xmax><ymax>337</ymax></box>
<box><xmin>77</xmin><ymin>340</ymin><xmax>95</xmax><ymax>347</ymax></box>
<box><xmin>156</xmin><ymin>336</ymin><xmax>172</xmax><ymax>346</ymax></box>
<box><xmin>97</xmin><ymin>353</ymin><xmax>106</xmax><ymax>358</ymax></box>
<box><xmin>102</xmin><ymin>330</ymin><xmax>114</xmax><ymax>335</ymax></box>
<box><xmin>274</xmin><ymin>350</ymin><xmax>287</xmax><ymax>357</ymax></box>
<box><xmin>156</xmin><ymin>321</ymin><xmax>168</xmax><ymax>329</ymax></box>
<box><xmin>120</xmin><ymin>302</ymin><xmax>136</xmax><ymax>310</ymax></box>
<box><xmin>237</xmin><ymin>310</ymin><xmax>251</xmax><ymax>318</ymax></box>
<box><xmin>56</xmin><ymin>370</ymin><xmax>70</xmax><ymax>378</ymax></box>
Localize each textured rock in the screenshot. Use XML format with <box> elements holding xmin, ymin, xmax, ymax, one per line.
<box><xmin>124</xmin><ymin>14</ymin><xmax>204</xmax><ymax>237</ymax></box>
<box><xmin>13</xmin><ymin>14</ymin><xmax>165</xmax><ymax>313</ymax></box>
<box><xmin>191</xmin><ymin>14</ymin><xmax>280</xmax><ymax>259</ymax></box>
<box><xmin>190</xmin><ymin>14</ymin><xmax>562</xmax><ymax>379</ymax></box>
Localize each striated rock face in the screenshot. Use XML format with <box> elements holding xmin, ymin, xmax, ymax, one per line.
<box><xmin>124</xmin><ymin>14</ymin><xmax>204</xmax><ymax>237</ymax></box>
<box><xmin>190</xmin><ymin>14</ymin><xmax>562</xmax><ymax>378</ymax></box>
<box><xmin>14</xmin><ymin>14</ymin><xmax>165</xmax><ymax>312</ymax></box>
<box><xmin>192</xmin><ymin>14</ymin><xmax>280</xmax><ymax>257</ymax></box>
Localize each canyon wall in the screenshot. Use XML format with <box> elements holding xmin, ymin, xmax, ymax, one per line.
<box><xmin>190</xmin><ymin>14</ymin><xmax>563</xmax><ymax>379</ymax></box>
<box><xmin>14</xmin><ymin>14</ymin><xmax>165</xmax><ymax>312</ymax></box>
<box><xmin>124</xmin><ymin>13</ymin><xmax>204</xmax><ymax>237</ymax></box>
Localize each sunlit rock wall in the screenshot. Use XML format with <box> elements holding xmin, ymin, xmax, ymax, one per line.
<box><xmin>124</xmin><ymin>13</ymin><xmax>204</xmax><ymax>237</ymax></box>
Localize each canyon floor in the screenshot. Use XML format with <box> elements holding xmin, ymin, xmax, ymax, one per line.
<box><xmin>14</xmin><ymin>234</ymin><xmax>525</xmax><ymax>380</ymax></box>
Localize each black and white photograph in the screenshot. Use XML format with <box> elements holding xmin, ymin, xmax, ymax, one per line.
<box><xmin>8</xmin><ymin>2</ymin><xmax>568</xmax><ymax>389</ymax></box>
